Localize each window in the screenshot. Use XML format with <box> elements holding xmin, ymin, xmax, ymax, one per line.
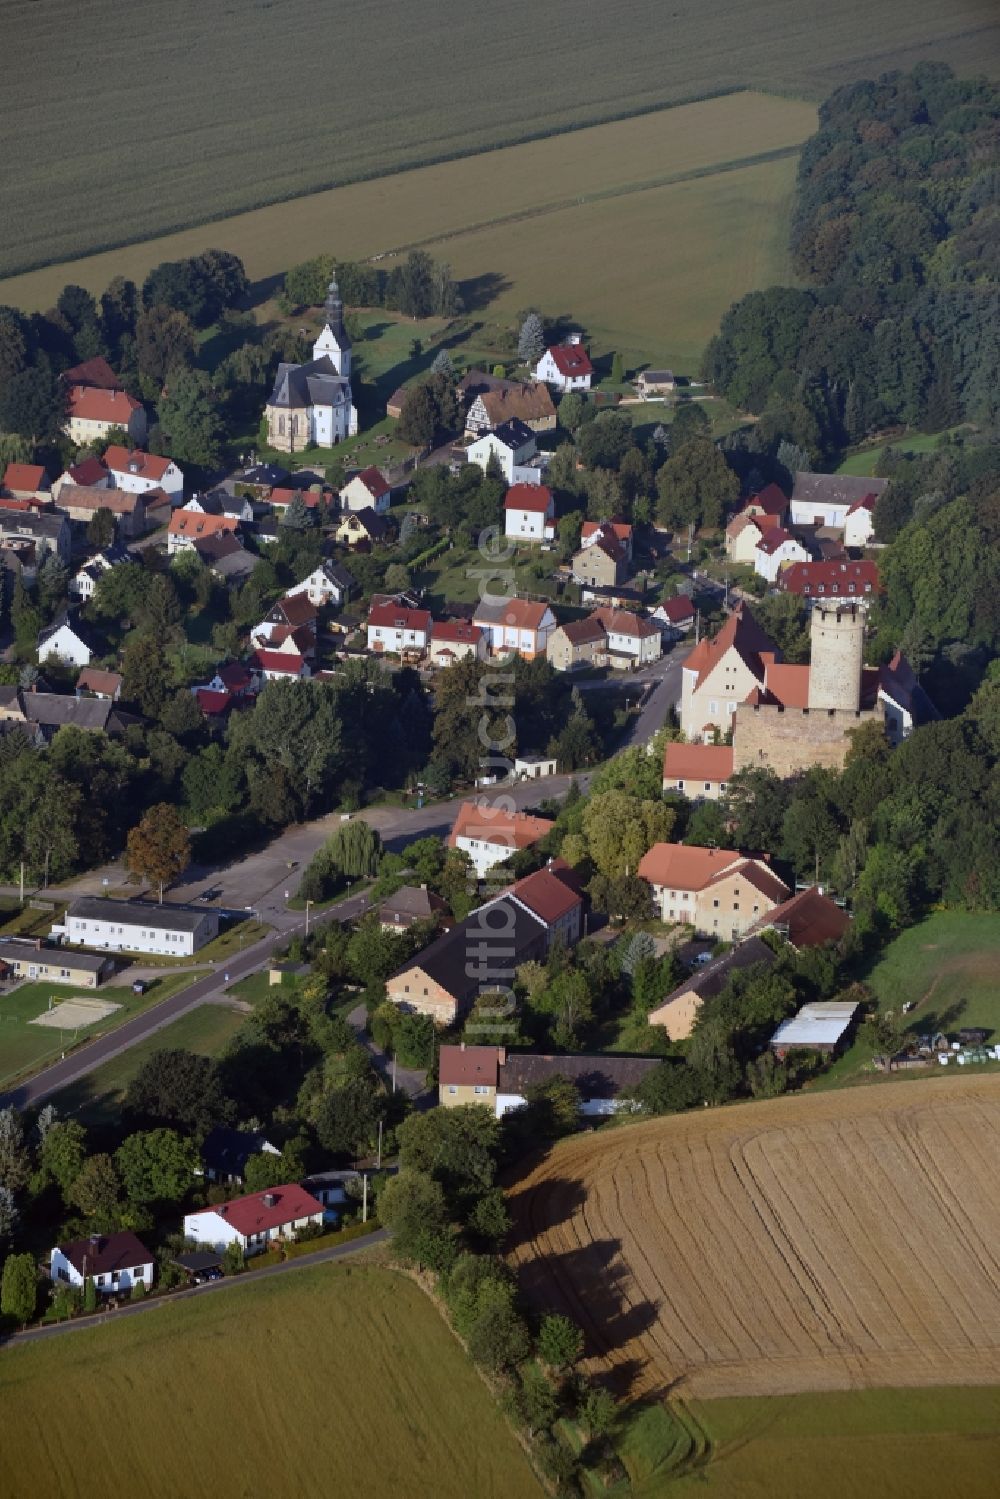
<box><xmin>134</xmin><ymin>1268</ymin><xmax>144</xmax><ymax>1281</ymax></box>
<box><xmin>676</xmin><ymin>779</ymin><xmax>684</xmax><ymax>790</ymax></box>
<box><xmin>733</xmin><ymin>902</ymin><xmax>739</xmax><ymax>911</ymax></box>
<box><xmin>474</xmin><ymin>1085</ymin><xmax>489</xmax><ymax>1095</ymax></box>
<box><xmin>709</xmin><ymin>699</ymin><xmax>718</xmax><ymax>715</ymax></box>
<box><xmin>448</xmin><ymin>1084</ymin><xmax>457</xmax><ymax>1094</ymax></box>
<box><xmin>704</xmin><ymin>782</ymin><xmax>711</xmax><ymax>791</ymax></box>
<box><xmin>712</xmin><ymin>898</ymin><xmax>719</xmax><ymax>908</ymax></box>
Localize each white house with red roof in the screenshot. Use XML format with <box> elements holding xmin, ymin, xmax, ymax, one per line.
<box><xmin>472</xmin><ymin>596</ymin><xmax>556</xmax><ymax>659</ymax></box>
<box><xmin>103</xmin><ymin>445</ymin><xmax>184</xmax><ymax>500</ymax></box>
<box><xmin>725</xmin><ymin>509</ymin><xmax>783</xmax><ymax>564</ymax></box>
<box><xmin>680</xmin><ymin>604</ymin><xmax>779</xmax><ymax>739</ymax></box>
<box><xmin>64</xmin><ymin>386</ymin><xmax>146</xmax><ymax>446</ymax></box>
<box><xmin>534</xmin><ymin>339</ymin><xmax>593</xmax><ymax>392</ymax></box>
<box><xmin>447</xmin><ymin>801</ymin><xmax>554</xmax><ymax>878</ymax></box>
<box><xmin>662</xmin><ymin>742</ymin><xmax>734</xmax><ymax>801</ymax></box>
<box><xmin>651</xmin><ymin>595</ymin><xmax>696</xmax><ymax>636</ymax></box>
<box><xmin>476</xmin><ymin>859</ymin><xmax>585</xmax><ymax>949</ymax></box>
<box><xmin>504</xmin><ymin>483</ymin><xmax>555</xmax><ymax>542</ymax></box>
<box><xmin>183</xmin><ymin>1184</ymin><xmax>325</xmax><ymax>1256</ymax></box>
<box><xmin>247</xmin><ymin>649</ymin><xmax>311</xmax><ymax>684</ymax></box>
<box><xmin>637</xmin><ymin>842</ymin><xmax>790</xmax><ymax>937</ymax></box>
<box><xmin>590</xmin><ymin>606</ymin><xmax>662</xmax><ymax>666</ymax></box>
<box><xmin>341</xmin><ymin>466</ymin><xmax>391</xmax><ymax>515</ymax></box>
<box><xmin>430</xmin><ymin>618</ymin><xmax>487</xmax><ymax>665</ymax></box>
<box><xmin>367</xmin><ymin>601</ymin><xmax>432</xmax><ymax>655</ymax></box>
<box><xmin>2</xmin><ymin>463</ymin><xmax>50</xmax><ymax>502</ymax></box>
<box><xmin>754</xmin><ymin>527</ymin><xmax>809</xmax><ymax>582</ymax></box>
<box><xmin>168</xmin><ymin>508</ymin><xmax>239</xmax><ymax>555</ymax></box>
<box><xmin>580</xmin><ymin>518</ymin><xmax>632</xmax><ymax>560</ymax></box>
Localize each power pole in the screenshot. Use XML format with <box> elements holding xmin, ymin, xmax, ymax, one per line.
<box><xmin>362</xmin><ymin>1172</ymin><xmax>368</xmax><ymax>1224</ymax></box>
<box><xmin>19</xmin><ymin>860</ymin><xmax>24</xmax><ymax>903</ymax></box>
<box><xmin>376</xmin><ymin>1118</ymin><xmax>383</xmax><ymax>1170</ymax></box>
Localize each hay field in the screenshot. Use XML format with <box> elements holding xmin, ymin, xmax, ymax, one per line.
<box><xmin>3</xmin><ymin>0</ymin><xmax>997</xmax><ymax>278</ymax></box>
<box><xmin>0</xmin><ymin>1265</ymin><xmax>542</xmax><ymax>1499</ymax></box>
<box><xmin>0</xmin><ymin>93</ymin><xmax>810</xmax><ymax>371</ymax></box>
<box><xmin>508</xmin><ymin>1074</ymin><xmax>1000</xmax><ymax>1401</ymax></box>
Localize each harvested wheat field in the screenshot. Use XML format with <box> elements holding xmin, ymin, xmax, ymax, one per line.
<box><xmin>508</xmin><ymin>1075</ymin><xmax>1000</xmax><ymax>1400</ymax></box>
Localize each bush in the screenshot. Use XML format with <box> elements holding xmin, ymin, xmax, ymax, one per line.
<box><xmin>221</xmin><ymin>1242</ymin><xmax>245</xmax><ymax>1276</ymax></box>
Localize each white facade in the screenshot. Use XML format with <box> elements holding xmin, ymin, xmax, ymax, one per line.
<box><xmin>495</xmin><ymin>1092</ymin><xmax>630</xmax><ymax>1119</ymax></box>
<box><xmin>844</xmin><ymin>506</ymin><xmax>876</xmax><ymax>547</ymax></box>
<box><xmin>53</xmin><ymin>902</ymin><xmax>218</xmax><ymax>957</ymax></box>
<box><xmin>790</xmin><ymin>498</ymin><xmax>851</xmax><ymax>529</ymax></box>
<box><xmin>108</xmin><ymin>455</ymin><xmax>184</xmax><ymax>500</ymax></box>
<box><xmin>367</xmin><ymin>621</ymin><xmax>430</xmax><ymax>653</ymax></box>
<box><xmin>754</xmin><ymin>535</ymin><xmax>809</xmax><ymax>582</ymax></box>
<box><xmin>504</xmin><ymin>499</ymin><xmax>554</xmax><ymax>541</ymax></box>
<box><xmin>453</xmin><ymin>834</ymin><xmax>526</xmax><ymax>879</ymax></box>
<box><xmin>341</xmin><ymin>474</ymin><xmax>390</xmax><ymax>514</ymax></box>
<box><xmin>533</xmin><ymin>347</ymin><xmax>592</xmax><ymax>392</ymax></box>
<box><xmin>286</xmin><ymin>565</ymin><xmax>351</xmax><ymax>609</ymax></box>
<box><xmin>474</xmin><ymin>612</ymin><xmax>556</xmax><ymax>660</ymax></box>
<box><xmin>604</xmin><ymin>623</ymin><xmax>662</xmax><ymax>664</ymax></box>
<box><xmin>187</xmin><ymin>492</ymin><xmax>254</xmax><ymax>522</ymax></box>
<box><xmin>467</xmin><ymin>430</ymin><xmax>539</xmax><ymax>485</ymax></box>
<box><xmin>50</xmin><ymin>1247</ymin><xmax>153</xmax><ymax>1295</ymax></box>
<box><xmin>314</xmin><ymin>322</ymin><xmax>352</xmax><ymax>379</ymax></box>
<box><xmin>71</xmin><ymin>553</ymin><xmax>116</xmax><ymax>600</ymax></box>
<box><xmin>38</xmin><ymin>624</ymin><xmax>92</xmax><ymax>668</ymax></box>
<box><xmin>182</xmin><ymin>1205</ymin><xmax>324</xmax><ymax>1256</ymax></box>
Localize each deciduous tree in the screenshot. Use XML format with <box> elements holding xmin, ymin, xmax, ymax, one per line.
<box><xmin>126</xmin><ymin>803</ymin><xmax>191</xmax><ymax>900</ymax></box>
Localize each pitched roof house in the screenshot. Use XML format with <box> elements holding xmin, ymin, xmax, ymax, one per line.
<box><xmin>464</xmin><ymin>380</ymin><xmax>557</xmax><ymax>436</ymax></box>
<box><xmin>2</xmin><ymin>462</ymin><xmax>50</xmax><ymax>500</ymax></box>
<box><xmin>429</xmin><ymin>617</ymin><xmax>487</xmax><ymax>665</ymax></box>
<box><xmin>590</xmin><ymin>607</ymin><xmax>662</xmax><ymax>666</ymax></box>
<box><xmin>546</xmin><ymin>614</ymin><xmax>608</xmax><ymax>672</ymax></box>
<box><xmin>447</xmin><ymin>800</ymin><xmax>554</xmax><ymax>878</ymax></box>
<box><xmin>789</xmin><ymin>472</ymin><xmax>888</xmax><ymax>532</ymax></box>
<box><xmin>754</xmin><ymin>527</ymin><xmax>810</xmax><ymax>582</ymax></box>
<box><xmin>62</xmin><ymin>356</ymin><xmax>122</xmax><ymax>390</ymax></box>
<box><xmin>37</xmin><ymin>610</ymin><xmax>98</xmax><ymax>669</ymax></box>
<box><xmin>77</xmin><ymin>667</ymin><xmax>123</xmax><ymax>701</ymax></box>
<box><xmin>438</xmin><ymin>1044</ymin><xmax>658</xmax><ymax>1115</ymax></box>
<box><xmin>341</xmin><ymin>466</ymin><xmax>391</xmax><ymax>515</ymax></box>
<box><xmin>779</xmin><ymin>558</ymin><xmax>879</xmax><ymax>602</ymax></box>
<box><xmin>637</xmin><ymin>842</ymin><xmax>790</xmax><ymax>938</ymax></box>
<box><xmin>679</xmin><ymin>604</ymin><xmax>778</xmax><ymax>739</ymax></box>
<box><xmin>103</xmin><ymin>445</ymin><xmax>184</xmax><ymax>499</ymax></box>
<box><xmin>504</xmin><ymin>483</ymin><xmax>555</xmax><ymax>542</ymax></box>
<box><xmin>200</xmin><ymin>1126</ymin><xmax>280</xmax><ymax>1184</ymax></box>
<box><xmin>466</xmin><ymin>419</ymin><xmax>540</xmax><ymax>485</ymax></box>
<box><xmin>651</xmin><ymin>595</ymin><xmax>696</xmax><ymax>634</ymax></box>
<box><xmin>333</xmin><ymin>506</ymin><xmax>390</xmax><ymax>548</ymax></box>
<box><xmin>572</xmin><ymin>524</ymin><xmax>628</xmax><ymax>588</ymax></box>
<box><xmin>168</xmin><ymin>508</ymin><xmax>239</xmax><ymax>554</ymax></box>
<box><xmin>534</xmin><ymin>341</ymin><xmax>594</xmax><ymax>392</ymax></box>
<box><xmin>183</xmin><ymin>1184</ymin><xmax>325</xmax><ymax>1255</ymax></box>
<box><xmin>648</xmin><ymin>936</ymin><xmax>777</xmax><ymax>1040</ymax></box>
<box><xmin>378</xmin><ymin>884</ymin><xmax>450</xmax><ymax>932</ymax></box>
<box><xmin>746</xmin><ymin>886</ymin><xmax>850</xmax><ymax>949</ymax></box>
<box><xmin>473</xmin><ymin>596</ymin><xmax>556</xmax><ymax>659</ymax></box>
<box><xmin>366</xmin><ymin>602</ymin><xmax>432</xmax><ymax>655</ymax></box>
<box><xmin>57</xmin><ymin>483</ymin><xmax>151</xmax><ymax>537</ymax></box>
<box><xmin>877</xmin><ymin>650</ymin><xmax>939</xmax><ymax>745</ymax></box>
<box><xmin>64</xmin><ymin>385</ymin><xmax>146</xmax><ymax>445</ymax></box>
<box><xmin>50</xmin><ymin>1230</ymin><xmax>154</xmax><ymax>1295</ymax></box>
<box><xmin>662</xmin><ymin>742</ymin><xmax>734</xmax><ymax>801</ymax></box>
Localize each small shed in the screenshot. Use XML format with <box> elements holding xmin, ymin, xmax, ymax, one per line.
<box><xmin>170</xmin><ymin>1250</ymin><xmax>223</xmax><ymax>1280</ymax></box>
<box><xmin>514</xmin><ymin>755</ymin><xmax>558</xmax><ymax>780</ymax></box>
<box><xmin>770</xmin><ymin>1000</ymin><xmax>860</xmax><ymax>1058</ymax></box>
<box><xmin>268</xmin><ymin>961</ymin><xmax>309</xmax><ymax>986</ymax></box>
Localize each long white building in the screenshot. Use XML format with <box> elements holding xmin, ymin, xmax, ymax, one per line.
<box><xmin>53</xmin><ymin>898</ymin><xmax>219</xmax><ymax>956</ymax></box>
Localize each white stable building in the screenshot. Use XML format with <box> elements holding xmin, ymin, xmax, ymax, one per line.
<box><xmin>53</xmin><ymin>898</ymin><xmax>219</xmax><ymax>956</ymax></box>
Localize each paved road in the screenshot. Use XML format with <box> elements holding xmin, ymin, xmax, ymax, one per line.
<box><xmin>3</xmin><ymin>1227</ymin><xmax>389</xmax><ymax>1349</ymax></box>
<box><xmin>348</xmin><ymin>1002</ymin><xmax>429</xmax><ymax>1101</ymax></box>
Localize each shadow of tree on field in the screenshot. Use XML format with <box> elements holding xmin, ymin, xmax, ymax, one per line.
<box><xmin>457</xmin><ymin>271</ymin><xmax>511</xmax><ymax>312</ymax></box>
<box><xmin>505</xmin><ymin>1176</ymin><xmax>588</xmax><ymax>1252</ymax></box>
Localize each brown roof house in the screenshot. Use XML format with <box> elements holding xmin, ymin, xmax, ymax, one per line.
<box><xmin>572</xmin><ymin>523</ymin><xmax>629</xmax><ymax>588</ymax></box>
<box><xmin>378</xmin><ymin>884</ymin><xmax>450</xmax><ymax>933</ymax></box>
<box><xmin>438</xmin><ymin>1044</ymin><xmax>658</xmax><ymax>1116</ymax></box>
<box><xmin>465</xmin><ymin>380</ymin><xmax>557</xmax><ymax>436</ymax></box>
<box><xmin>637</xmin><ymin>843</ymin><xmax>790</xmax><ymax>940</ymax></box>
<box><xmin>547</xmin><ymin>615</ymin><xmax>607</xmax><ymax>672</ymax></box>
<box><xmin>648</xmin><ymin>936</ymin><xmax>777</xmax><ymax>1041</ymax></box>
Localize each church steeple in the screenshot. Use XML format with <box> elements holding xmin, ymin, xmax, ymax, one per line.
<box><xmin>312</xmin><ymin>270</ymin><xmax>352</xmax><ymax>374</ymax></box>
<box><xmin>324</xmin><ymin>275</ymin><xmax>345</xmax><ymax>339</ymax></box>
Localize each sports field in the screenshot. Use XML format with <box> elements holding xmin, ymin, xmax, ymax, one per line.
<box><xmin>4</xmin><ymin>0</ymin><xmax>997</xmax><ymax>278</ymax></box>
<box><xmin>509</xmin><ymin>1074</ymin><xmax>1000</xmax><ymax>1401</ymax></box>
<box><xmin>0</xmin><ymin>92</ymin><xmax>812</xmax><ymax>373</ymax></box>
<box><xmin>0</xmin><ymin>1264</ymin><xmax>542</xmax><ymax>1499</ymax></box>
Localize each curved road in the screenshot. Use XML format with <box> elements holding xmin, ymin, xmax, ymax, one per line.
<box><xmin>1</xmin><ymin>646</ymin><xmax>689</xmax><ymax>1111</ymax></box>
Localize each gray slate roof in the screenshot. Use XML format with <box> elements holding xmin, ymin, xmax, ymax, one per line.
<box><xmin>66</xmin><ymin>898</ymin><xmax>211</xmax><ymax>934</ymax></box>
<box><xmin>268</xmin><ymin>356</ymin><xmax>351</xmax><ymax>411</ymax></box>
<box><xmin>498</xmin><ymin>1052</ymin><xmax>660</xmax><ymax>1099</ymax></box>
<box><xmin>393</xmin><ymin>896</ymin><xmax>547</xmax><ymax>1008</ymax></box>
<box><xmin>0</xmin><ymin>507</ymin><xmax>69</xmax><ymax>541</ymax></box>
<box><xmin>791</xmin><ymin>472</ymin><xmax>889</xmax><ymax>506</ymax></box>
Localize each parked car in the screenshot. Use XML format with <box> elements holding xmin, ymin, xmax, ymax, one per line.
<box><xmin>132</xmin><ymin>979</ymin><xmax>148</xmax><ymax>995</ymax></box>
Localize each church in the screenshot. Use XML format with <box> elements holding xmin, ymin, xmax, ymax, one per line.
<box><xmin>264</xmin><ymin>278</ymin><xmax>358</xmax><ymax>452</ymax></box>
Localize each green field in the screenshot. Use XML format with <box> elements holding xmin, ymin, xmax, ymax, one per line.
<box><xmin>0</xmin><ymin>1264</ymin><xmax>542</xmax><ymax>1499</ymax></box>
<box><xmin>813</xmin><ymin>911</ymin><xmax>1000</xmax><ymax>1090</ymax></box>
<box><xmin>637</xmin><ymin>1387</ymin><xmax>1000</xmax><ymax>1497</ymax></box>
<box><xmin>4</xmin><ymin>0</ymin><xmax>997</xmax><ymax>278</ymax></box>
<box><xmin>0</xmin><ymin>974</ymin><xmax>197</xmax><ymax>1091</ymax></box>
<box><xmin>836</xmin><ymin>428</ymin><xmax>971</xmax><ymax>475</ymax></box>
<box><xmin>52</xmin><ymin>1002</ymin><xmax>246</xmax><ymax>1126</ymax></box>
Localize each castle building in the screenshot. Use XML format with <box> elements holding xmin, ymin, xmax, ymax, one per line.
<box><xmin>263</xmin><ymin>278</ymin><xmax>358</xmax><ymax>452</ymax></box>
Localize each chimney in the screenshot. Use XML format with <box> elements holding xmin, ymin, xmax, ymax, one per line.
<box><xmin>497</xmin><ymin>1047</ymin><xmax>506</xmax><ymax>1066</ymax></box>
<box><xmin>460</xmin><ymin>1041</ymin><xmax>466</xmax><ymax>1052</ymax></box>
<box><xmin>262</xmin><ymin>1191</ymin><xmax>278</xmax><ymax>1208</ymax></box>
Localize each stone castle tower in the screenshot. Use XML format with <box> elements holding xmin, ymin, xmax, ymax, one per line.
<box><xmin>312</xmin><ymin>275</ymin><xmax>352</xmax><ymax>378</ymax></box>
<box><xmin>807</xmin><ymin>601</ymin><xmax>864</xmax><ymax>712</ymax></box>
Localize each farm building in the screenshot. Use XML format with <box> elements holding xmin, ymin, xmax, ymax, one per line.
<box><xmin>647</xmin><ymin>937</ymin><xmax>777</xmax><ymax>1041</ymax></box>
<box><xmin>746</xmin><ymin>886</ymin><xmax>850</xmax><ymax>950</ymax></box>
<box><xmin>770</xmin><ymin>1000</ymin><xmax>860</xmax><ymax>1057</ymax></box>
<box><xmin>438</xmin><ymin>1044</ymin><xmax>660</xmax><ymax>1116</ymax></box>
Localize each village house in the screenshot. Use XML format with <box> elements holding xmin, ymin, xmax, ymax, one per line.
<box><xmin>193</xmin><ymin>530</ymin><xmax>257</xmax><ymax>584</ymax></box>
<box><xmin>877</xmin><ymin>650</ymin><xmax>939</xmax><ymax>745</ymax></box>
<box><xmin>378</xmin><ymin>884</ymin><xmax>450</xmax><ymax>933</ymax></box>
<box><xmin>341</xmin><ymin>466</ymin><xmax>391</xmax><ymax>515</ymax></box>
<box><xmin>467</xmin><ymin>419</ymin><xmax>542</xmax><ymax>485</ymax></box>
<box><xmin>579</xmin><ymin>580</ymin><xmax>648</xmax><ymax>611</ymax></box>
<box><xmin>648</xmin><ymin>937</ymin><xmax>777</xmax><ymax>1041</ymax></box>
<box><xmin>725</xmin><ymin>509</ymin><xmax>784</xmax><ymax>564</ymax></box>
<box><xmin>285</xmin><ymin>560</ymin><xmax>356</xmax><ymax>610</ymax></box>
<box><xmin>789</xmin><ymin>472</ymin><xmax>887</xmax><ymax>537</ymax></box>
<box><xmin>754</xmin><ymin>527</ymin><xmax>810</xmax><ymax>582</ymax></box>
<box><xmin>37</xmin><ymin>610</ymin><xmax>98</xmax><ymax>669</ymax></box>
<box><xmin>437</xmin><ymin>1045</ymin><xmax>657</xmax><ymax>1117</ymax></box>
<box><xmin>52</xmin><ymin>456</ymin><xmax>111</xmax><ymax>502</ymax></box>
<box><xmin>70</xmin><ymin>543</ymin><xmax>131</xmax><ymax>601</ymax></box>
<box><xmin>50</xmin><ymin>1231</ymin><xmax>154</xmax><ymax>1296</ymax></box>
<box><xmin>590</xmin><ymin>607</ymin><xmax>662</xmax><ymax>667</ymax></box>
<box><xmin>547</xmin><ymin>616</ymin><xmax>607</xmax><ymax>672</ymax></box>
<box><xmin>779</xmin><ymin>558</ymin><xmax>879</xmax><ymax>603</ymax></box>
<box><xmin>247</xmin><ymin>649</ymin><xmax>311</xmax><ymax>685</ymax></box>
<box><xmin>264</xmin><ymin>278</ymin><xmax>357</xmax><ymax>450</ymax></box>
<box><xmin>661</xmin><ymin>742</ymin><xmax>734</xmax><ymax>801</ymax></box>
<box><xmin>637</xmin><ymin>843</ymin><xmax>790</xmax><ymax>938</ymax></box>
<box><xmin>64</xmin><ymin>386</ymin><xmax>147</xmax><ymax>446</ymax></box>
<box><xmin>533</xmin><ymin>339</ymin><xmax>593</xmax><ymax>392</ymax></box>
<box><xmin>76</xmin><ymin>667</ymin><xmax>123</xmax><ymax>701</ymax></box>
<box><xmin>56</xmin><ymin>484</ymin><xmax>152</xmax><ymax>539</ymax></box>
<box><xmin>199</xmin><ymin>1127</ymin><xmax>280</xmax><ymax>1185</ymax></box>
<box><xmin>573</xmin><ymin>519</ymin><xmax>631</xmax><ymax>588</ymax></box>
<box><xmin>504</xmin><ymin>483</ymin><xmax>555</xmax><ymax>542</ymax></box>
<box><xmin>429</xmin><ymin>617</ymin><xmax>487</xmax><ymax>666</ymax></box>
<box><xmin>743</xmin><ymin>483</ymin><xmax>788</xmax><ymax>523</ymax></box>
<box><xmin>651</xmin><ymin>594</ymin><xmax>696</xmax><ymax>637</ymax></box>
<box><xmin>186</xmin><ymin>486</ymin><xmax>255</xmax><ymax>523</ymax></box>
<box><xmin>167</xmin><ymin>508</ymin><xmax>239</xmax><ymax>555</ymax></box>
<box><xmin>366</xmin><ymin>601</ymin><xmax>432</xmax><ymax>656</ymax></box>
<box><xmin>447</xmin><ymin>800</ymin><xmax>554</xmax><ymax>878</ymax></box>
<box><xmin>103</xmin><ymin>445</ymin><xmax>184</xmax><ymax>500</ymax></box>
<box><xmin>0</xmin><ymin>687</ymin><xmax>136</xmax><ymax>740</ymax></box>
<box><xmin>473</xmin><ymin>596</ymin><xmax>556</xmax><ymax>659</ymax></box>
<box><xmin>0</xmin><ymin>939</ymin><xmax>115</xmax><ymax>987</ymax></box>
<box><xmin>53</xmin><ymin>899</ymin><xmax>220</xmax><ymax>956</ymax></box>
<box><xmin>2</xmin><ymin>462</ymin><xmax>51</xmax><ymax>502</ymax></box>
<box><xmin>464</xmin><ymin>379</ymin><xmax>557</xmax><ymax>436</ymax></box>
<box><xmin>580</xmin><ymin>518</ymin><xmax>633</xmax><ymax>561</ymax></box>
<box><xmin>0</xmin><ymin>506</ymin><xmax>71</xmax><ymax>568</ymax></box>
<box><xmin>183</xmin><ymin>1184</ymin><xmax>325</xmax><ymax>1256</ymax></box>
<box><xmin>475</xmin><ymin>859</ymin><xmax>585</xmax><ymax>948</ymax></box>
<box><xmin>250</xmin><ymin>593</ymin><xmax>318</xmax><ymax>651</ymax></box>
<box><xmin>634</xmin><ymin>370</ymin><xmax>675</xmax><ymax>398</ymax></box>
<box><xmin>333</xmin><ymin>507</ymin><xmax>390</xmax><ymax>548</ymax></box>
<box><xmin>746</xmin><ymin>885</ymin><xmax>851</xmax><ymax>950</ymax></box>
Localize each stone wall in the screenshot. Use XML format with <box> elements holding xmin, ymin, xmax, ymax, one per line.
<box><xmin>733</xmin><ymin>701</ymin><xmax>884</xmax><ymax>776</ymax></box>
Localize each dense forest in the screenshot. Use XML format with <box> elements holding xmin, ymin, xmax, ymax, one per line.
<box><xmin>704</xmin><ymin>64</ymin><xmax>1000</xmax><ymax>461</ymax></box>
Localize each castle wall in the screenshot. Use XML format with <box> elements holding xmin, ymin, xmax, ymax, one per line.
<box><xmin>733</xmin><ymin>701</ymin><xmax>884</xmax><ymax>776</ymax></box>
<box><xmin>808</xmin><ymin>603</ymin><xmax>865</xmax><ymax>711</ymax></box>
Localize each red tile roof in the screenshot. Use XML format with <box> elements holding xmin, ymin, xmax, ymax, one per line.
<box><xmin>748</xmin><ymin>886</ymin><xmax>850</xmax><ymax>948</ymax></box>
<box><xmin>67</xmin><ymin>386</ymin><xmax>141</xmax><ymax>423</ymax></box>
<box><xmin>211</xmin><ymin>1184</ymin><xmax>325</xmax><ymax>1238</ymax></box>
<box><xmin>663</xmin><ymin>742</ymin><xmax>734</xmax><ymax>783</ymax></box>
<box><xmin>169</xmin><ymin>510</ymin><xmax>239</xmax><ymax>538</ymax></box>
<box><xmin>508</xmin><ymin>863</ymin><xmax>583</xmax><ymax>924</ymax></box>
<box><xmin>545</xmin><ymin>344</ymin><xmax>594</xmax><ymax>378</ymax></box>
<box><xmin>61</xmin><ymin>484</ymin><xmax>144</xmax><ymax>515</ymax></box>
<box><xmin>353</xmin><ymin>466</ymin><xmax>391</xmax><ymax>500</ymax></box>
<box><xmin>269</xmin><ymin>486</ymin><xmax>322</xmax><ymax>509</ymax></box>
<box><xmin>218</xmin><ymin>662</ymin><xmax>253</xmax><ymax>691</ymax></box>
<box><xmin>3</xmin><ymin>463</ymin><xmax>47</xmax><ymax>493</ymax></box>
<box><xmin>273</xmin><ymin>593</ymin><xmax>319</xmax><ymax>628</ymax></box>
<box><xmin>368</xmin><ymin>602</ymin><xmax>432</xmax><ymax>633</ymax></box>
<box><xmin>62</xmin><ymin>356</ymin><xmax>121</xmax><ymax>390</ymax></box>
<box><xmin>637</xmin><ymin>843</ymin><xmax>741</xmax><ymax>889</ymax></box>
<box><xmin>474</xmin><ymin>597</ymin><xmax>553</xmax><ymax>632</ymax></box>
<box><xmin>433</xmin><ymin>618</ymin><xmax>483</xmax><ymax>645</ymax></box>
<box><xmin>249</xmin><ymin>650</ymin><xmax>305</xmax><ymax>674</ymax></box>
<box><xmin>504</xmin><ymin>483</ymin><xmax>553</xmax><ymax>514</ymax></box>
<box><xmin>581</xmin><ymin>519</ymin><xmax>631</xmax><ymax>545</ymax></box>
<box><xmin>745</xmin><ymin>482</ymin><xmax>787</xmax><ymax>517</ymax></box>
<box><xmin>762</xmin><ymin>663</ymin><xmax>810</xmax><ymax>709</ymax></box>
<box><xmin>847</xmin><ymin>493</ymin><xmax>878</xmax><ymax>515</ymax></box>
<box><xmin>755</xmin><ymin>527</ymin><xmax>798</xmax><ymax>556</ymax></box>
<box><xmin>658</xmin><ymin>596</ymin><xmax>695</xmax><ymax>624</ymax></box>
<box><xmin>66</xmin><ymin>457</ymin><xmax>110</xmax><ymax>486</ymax></box>
<box><xmin>683</xmin><ymin>605</ymin><xmax>777</xmax><ymax>690</ymax></box>
<box><xmin>439</xmin><ymin>1045</ymin><xmax>502</xmax><ymax>1088</ymax></box>
<box><xmin>103</xmin><ymin>446</ymin><xmax>174</xmax><ymax>481</ymax></box>
<box><xmin>77</xmin><ymin>668</ymin><xmax>122</xmax><ymax>697</ymax></box>
<box><xmin>779</xmin><ymin>560</ymin><xmax>879</xmax><ymax>597</ymax></box>
<box><xmin>448</xmin><ymin>800</ymin><xmax>554</xmax><ymax>852</ymax></box>
<box><xmin>704</xmin><ymin>858</ymin><xmax>790</xmax><ymax>904</ymax></box>
<box><xmin>592</xmin><ymin>606</ymin><xmax>659</xmax><ymax>639</ymax></box>
<box><xmin>195</xmin><ymin>688</ymin><xmax>232</xmax><ymax>714</ymax></box>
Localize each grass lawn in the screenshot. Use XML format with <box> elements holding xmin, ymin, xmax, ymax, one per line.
<box><xmin>836</xmin><ymin>427</ymin><xmax>971</xmax><ymax>476</ymax></box>
<box><xmin>810</xmin><ymin>910</ymin><xmax>1000</xmax><ymax>1091</ymax></box>
<box><xmin>0</xmin><ymin>903</ymin><xmax>67</xmax><ymax>939</ymax></box>
<box><xmin>0</xmin><ymin>1264</ymin><xmax>542</xmax><ymax>1499</ymax></box>
<box><xmin>0</xmin><ymin>973</ymin><xmax>198</xmax><ymax>1091</ymax></box>
<box><xmin>626</xmin><ymin>1386</ymin><xmax>1000</xmax><ymax>1497</ymax></box>
<box><xmin>52</xmin><ymin>1003</ymin><xmax>247</xmax><ymax>1128</ymax></box>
